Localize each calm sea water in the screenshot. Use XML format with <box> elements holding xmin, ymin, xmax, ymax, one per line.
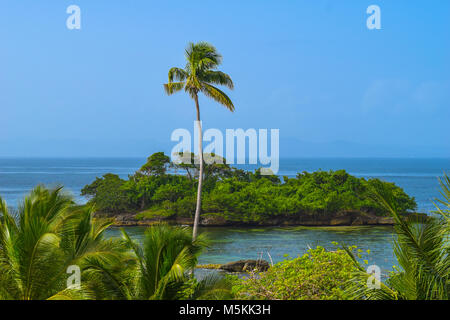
<box><xmin>1</xmin><ymin>157</ymin><xmax>448</xmax><ymax>273</ymax></box>
<box><xmin>0</xmin><ymin>157</ymin><xmax>448</xmax><ymax>213</ymax></box>
<box><xmin>105</xmin><ymin>225</ymin><xmax>397</xmax><ymax>275</ymax></box>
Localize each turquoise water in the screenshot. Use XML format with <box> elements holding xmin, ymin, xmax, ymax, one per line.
<box><xmin>105</xmin><ymin>225</ymin><xmax>397</xmax><ymax>276</ymax></box>
<box><xmin>1</xmin><ymin>157</ymin><xmax>448</xmax><ymax>276</ymax></box>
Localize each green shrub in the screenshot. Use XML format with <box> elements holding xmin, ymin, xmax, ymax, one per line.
<box><xmin>81</xmin><ymin>173</ymin><xmax>129</xmax><ymax>213</ymax></box>
<box><xmin>231</xmin><ymin>246</ymin><xmax>357</xmax><ymax>300</ymax></box>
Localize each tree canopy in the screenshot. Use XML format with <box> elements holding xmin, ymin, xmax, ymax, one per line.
<box><xmin>81</xmin><ymin>152</ymin><xmax>417</xmax><ymax>222</ymax></box>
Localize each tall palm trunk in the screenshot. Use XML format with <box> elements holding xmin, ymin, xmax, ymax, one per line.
<box><xmin>192</xmin><ymin>94</ymin><xmax>203</xmax><ymax>241</ymax></box>
<box><xmin>164</xmin><ymin>43</ymin><xmax>234</xmax><ymax>240</ymax></box>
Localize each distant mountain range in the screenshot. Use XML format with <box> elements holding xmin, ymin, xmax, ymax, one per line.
<box><xmin>279</xmin><ymin>138</ymin><xmax>450</xmax><ymax>158</ymax></box>
<box><xmin>0</xmin><ymin>138</ymin><xmax>448</xmax><ymax>158</ymax></box>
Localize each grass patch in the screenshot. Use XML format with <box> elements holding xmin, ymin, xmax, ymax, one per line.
<box><xmin>196</xmin><ymin>264</ymin><xmax>222</xmax><ymax>269</ymax></box>
<box><xmin>136</xmin><ymin>207</ymin><xmax>172</xmax><ymax>220</ymax></box>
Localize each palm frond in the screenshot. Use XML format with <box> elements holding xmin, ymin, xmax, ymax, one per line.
<box><xmin>189</xmin><ymin>273</ymin><xmax>233</xmax><ymax>300</ymax></box>
<box><xmin>434</xmin><ymin>172</ymin><xmax>450</xmax><ymax>231</ymax></box>
<box><xmin>47</xmin><ymin>286</ymin><xmax>92</xmax><ymax>300</ymax></box>
<box><xmin>168</xmin><ymin>67</ymin><xmax>188</xmax><ymax>82</ymax></box>
<box><xmin>0</xmin><ymin>185</ymin><xmax>134</xmax><ymax>300</ymax></box>
<box><xmin>185</xmin><ymin>42</ymin><xmax>222</xmax><ymax>72</ymax></box>
<box><xmin>200</xmin><ymin>84</ymin><xmax>235</xmax><ymax>111</ymax></box>
<box><xmin>163</xmin><ymin>82</ymin><xmax>185</xmax><ymax>95</ymax></box>
<box><xmin>201</xmin><ymin>70</ymin><xmax>234</xmax><ymax>89</ymax></box>
<box><xmin>344</xmin><ymin>180</ymin><xmax>449</xmax><ymax>300</ymax></box>
<box><xmin>342</xmin><ymin>245</ymin><xmax>398</xmax><ymax>300</ymax></box>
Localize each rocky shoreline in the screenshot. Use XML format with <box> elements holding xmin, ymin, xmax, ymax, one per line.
<box><xmin>197</xmin><ymin>260</ymin><xmax>271</xmax><ymax>273</ymax></box>
<box><xmin>105</xmin><ymin>211</ymin><xmax>429</xmax><ymax>228</ymax></box>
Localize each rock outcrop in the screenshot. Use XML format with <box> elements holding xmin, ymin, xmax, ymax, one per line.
<box><xmin>110</xmin><ymin>211</ymin><xmax>427</xmax><ymax>227</ymax></box>
<box><xmin>219</xmin><ymin>259</ymin><xmax>270</xmax><ymax>272</ymax></box>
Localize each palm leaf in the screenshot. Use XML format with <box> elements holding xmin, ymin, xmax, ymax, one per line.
<box><xmin>164</xmin><ymin>82</ymin><xmax>185</xmax><ymax>95</ymax></box>
<box><xmin>201</xmin><ymin>70</ymin><xmax>234</xmax><ymax>89</ymax></box>
<box><xmin>200</xmin><ymin>83</ymin><xmax>235</xmax><ymax>111</ymax></box>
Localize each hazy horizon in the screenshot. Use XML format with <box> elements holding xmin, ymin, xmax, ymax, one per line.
<box><xmin>0</xmin><ymin>137</ymin><xmax>448</xmax><ymax>158</ymax></box>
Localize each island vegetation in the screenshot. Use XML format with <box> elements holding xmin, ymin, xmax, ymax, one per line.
<box><xmin>229</xmin><ymin>246</ymin><xmax>357</xmax><ymax>300</ymax></box>
<box><xmin>81</xmin><ymin>152</ymin><xmax>417</xmax><ymax>226</ymax></box>
<box><xmin>230</xmin><ymin>175</ymin><xmax>450</xmax><ymax>300</ymax></box>
<box><xmin>0</xmin><ymin>174</ymin><xmax>447</xmax><ymax>300</ymax></box>
<box><xmin>0</xmin><ymin>187</ymin><xmax>230</xmax><ymax>300</ymax></box>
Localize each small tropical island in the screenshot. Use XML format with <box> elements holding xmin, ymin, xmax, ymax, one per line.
<box><xmin>81</xmin><ymin>152</ymin><xmax>419</xmax><ymax>227</ymax></box>
<box><xmin>0</xmin><ymin>36</ymin><xmax>448</xmax><ymax>302</ymax></box>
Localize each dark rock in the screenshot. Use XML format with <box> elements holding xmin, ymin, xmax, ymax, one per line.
<box><xmin>329</xmin><ymin>216</ymin><xmax>352</xmax><ymax>226</ymax></box>
<box><xmin>110</xmin><ymin>210</ymin><xmax>401</xmax><ymax>227</ymax></box>
<box><xmin>220</xmin><ymin>259</ymin><xmax>270</xmax><ymax>272</ymax></box>
<box><xmin>200</xmin><ymin>215</ymin><xmax>227</xmax><ymax>226</ymax></box>
<box><xmin>351</xmin><ymin>217</ymin><xmax>364</xmax><ymax>226</ymax></box>
<box><xmin>376</xmin><ymin>217</ymin><xmax>395</xmax><ymax>225</ymax></box>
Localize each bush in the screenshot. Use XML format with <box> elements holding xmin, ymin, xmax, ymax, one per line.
<box><xmin>81</xmin><ymin>173</ymin><xmax>129</xmax><ymax>213</ymax></box>
<box><xmin>231</xmin><ymin>246</ymin><xmax>357</xmax><ymax>300</ymax></box>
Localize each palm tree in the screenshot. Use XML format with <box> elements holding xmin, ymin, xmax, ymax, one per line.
<box><xmin>90</xmin><ymin>223</ymin><xmax>232</xmax><ymax>300</ymax></box>
<box><xmin>0</xmin><ymin>186</ymin><xmax>125</xmax><ymax>300</ymax></box>
<box><xmin>122</xmin><ymin>224</ymin><xmax>206</xmax><ymax>299</ymax></box>
<box><xmin>164</xmin><ymin>42</ymin><xmax>235</xmax><ymax>240</ymax></box>
<box><xmin>343</xmin><ymin>178</ymin><xmax>449</xmax><ymax>300</ymax></box>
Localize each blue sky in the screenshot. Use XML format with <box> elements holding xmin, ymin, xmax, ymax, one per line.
<box><xmin>0</xmin><ymin>0</ymin><xmax>449</xmax><ymax>157</ymax></box>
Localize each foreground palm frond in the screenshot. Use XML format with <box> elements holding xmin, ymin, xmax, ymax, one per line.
<box><xmin>77</xmin><ymin>222</ymin><xmax>233</xmax><ymax>300</ymax></box>
<box><xmin>119</xmin><ymin>223</ymin><xmax>208</xmax><ymax>300</ymax></box>
<box><xmin>188</xmin><ymin>273</ymin><xmax>234</xmax><ymax>300</ymax></box>
<box><xmin>434</xmin><ymin>173</ymin><xmax>450</xmax><ymax>236</ymax></box>
<box><xmin>344</xmin><ymin>178</ymin><xmax>450</xmax><ymax>300</ymax></box>
<box><xmin>0</xmin><ymin>186</ymin><xmax>233</xmax><ymax>300</ymax></box>
<box><xmin>0</xmin><ymin>186</ymin><xmax>126</xmax><ymax>300</ymax></box>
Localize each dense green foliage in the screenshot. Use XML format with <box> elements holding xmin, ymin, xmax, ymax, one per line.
<box><xmin>0</xmin><ymin>186</ymin><xmax>126</xmax><ymax>299</ymax></box>
<box><xmin>0</xmin><ymin>177</ymin><xmax>446</xmax><ymax>300</ymax></box>
<box><xmin>229</xmin><ymin>174</ymin><xmax>449</xmax><ymax>301</ymax></box>
<box><xmin>343</xmin><ymin>175</ymin><xmax>450</xmax><ymax>300</ymax></box>
<box><xmin>0</xmin><ymin>187</ymin><xmax>230</xmax><ymax>300</ymax></box>
<box><xmin>90</xmin><ymin>224</ymin><xmax>232</xmax><ymax>300</ymax></box>
<box><xmin>81</xmin><ymin>152</ymin><xmax>417</xmax><ymax>221</ymax></box>
<box><xmin>230</xmin><ymin>246</ymin><xmax>357</xmax><ymax>300</ymax></box>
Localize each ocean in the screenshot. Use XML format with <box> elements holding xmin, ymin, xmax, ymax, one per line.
<box><xmin>0</xmin><ymin>157</ymin><xmax>448</xmax><ymax>213</ymax></box>
<box><xmin>1</xmin><ymin>157</ymin><xmax>448</xmax><ymax>273</ymax></box>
